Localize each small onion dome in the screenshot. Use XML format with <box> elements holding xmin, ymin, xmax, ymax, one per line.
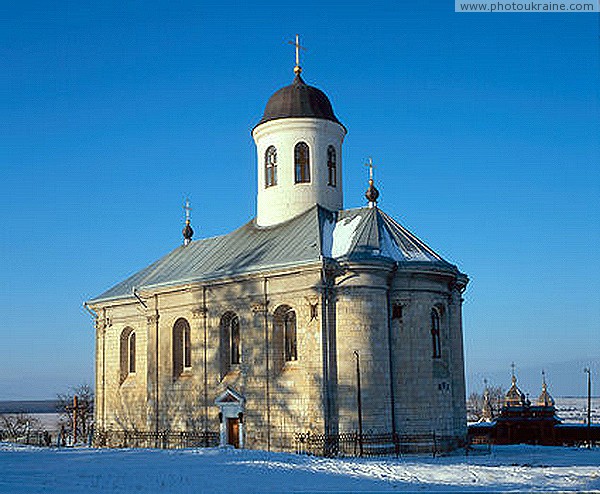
<box><xmin>365</xmin><ymin>179</ymin><xmax>380</xmax><ymax>204</ymax></box>
<box><xmin>182</xmin><ymin>220</ymin><xmax>194</xmax><ymax>246</ymax></box>
<box><xmin>256</xmin><ymin>74</ymin><xmax>343</xmax><ymax>128</ymax></box>
<box><xmin>504</xmin><ymin>374</ymin><xmax>526</xmax><ymax>407</ymax></box>
<box><xmin>537</xmin><ymin>381</ymin><xmax>555</xmax><ymax>407</ymax></box>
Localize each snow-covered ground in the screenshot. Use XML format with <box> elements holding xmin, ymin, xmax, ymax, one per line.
<box><xmin>556</xmin><ymin>397</ymin><xmax>599</xmax><ymax>424</ymax></box>
<box><xmin>0</xmin><ymin>443</ymin><xmax>598</xmax><ymax>493</ymax></box>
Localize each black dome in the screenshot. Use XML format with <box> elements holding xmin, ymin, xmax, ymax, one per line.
<box><xmin>256</xmin><ymin>74</ymin><xmax>343</xmax><ymax>127</ymax></box>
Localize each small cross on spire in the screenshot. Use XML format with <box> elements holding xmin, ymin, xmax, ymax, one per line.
<box><xmin>182</xmin><ymin>198</ymin><xmax>194</xmax><ymax>246</ymax></box>
<box><xmin>364</xmin><ymin>157</ymin><xmax>380</xmax><ymax>207</ymax></box>
<box><xmin>184</xmin><ymin>198</ymin><xmax>192</xmax><ymax>224</ymax></box>
<box><xmin>365</xmin><ymin>157</ymin><xmax>375</xmax><ymax>181</ymax></box>
<box><xmin>541</xmin><ymin>369</ymin><xmax>546</xmax><ymax>386</ymax></box>
<box><xmin>288</xmin><ymin>34</ymin><xmax>306</xmax><ymax>75</ymax></box>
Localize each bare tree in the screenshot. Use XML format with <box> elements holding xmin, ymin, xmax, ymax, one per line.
<box><xmin>467</xmin><ymin>385</ymin><xmax>505</xmax><ymax>422</ymax></box>
<box><xmin>0</xmin><ymin>413</ymin><xmax>41</xmax><ymax>440</ymax></box>
<box><xmin>57</xmin><ymin>384</ymin><xmax>94</xmax><ymax>443</ymax></box>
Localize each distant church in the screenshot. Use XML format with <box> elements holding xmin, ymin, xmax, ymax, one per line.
<box><xmin>88</xmin><ymin>40</ymin><xmax>469</xmax><ymax>452</ymax></box>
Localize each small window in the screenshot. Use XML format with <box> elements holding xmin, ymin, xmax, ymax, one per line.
<box><xmin>327</xmin><ymin>146</ymin><xmax>337</xmax><ymax>187</ymax></box>
<box><xmin>392</xmin><ymin>304</ymin><xmax>402</xmax><ymax>322</ymax></box>
<box><xmin>284</xmin><ymin>310</ymin><xmax>297</xmax><ymax>362</ymax></box>
<box><xmin>265</xmin><ymin>146</ymin><xmax>277</xmax><ymax>188</ymax></box>
<box><xmin>431</xmin><ymin>309</ymin><xmax>441</xmax><ymax>359</ymax></box>
<box><xmin>294</xmin><ymin>142</ymin><xmax>310</xmax><ymax>183</ymax></box>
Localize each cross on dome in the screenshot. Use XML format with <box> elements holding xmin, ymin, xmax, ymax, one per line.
<box><xmin>288</xmin><ymin>34</ymin><xmax>306</xmax><ymax>75</ymax></box>
<box><xmin>365</xmin><ymin>157</ymin><xmax>375</xmax><ymax>181</ymax></box>
<box><xmin>364</xmin><ymin>157</ymin><xmax>380</xmax><ymax>207</ymax></box>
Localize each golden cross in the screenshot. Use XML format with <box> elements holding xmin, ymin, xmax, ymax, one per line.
<box><xmin>288</xmin><ymin>34</ymin><xmax>306</xmax><ymax>73</ymax></box>
<box><xmin>365</xmin><ymin>157</ymin><xmax>375</xmax><ymax>181</ymax></box>
<box><xmin>184</xmin><ymin>198</ymin><xmax>192</xmax><ymax>223</ymax></box>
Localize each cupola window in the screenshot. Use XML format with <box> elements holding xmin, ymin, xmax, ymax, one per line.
<box><xmin>327</xmin><ymin>145</ymin><xmax>337</xmax><ymax>187</ymax></box>
<box><xmin>294</xmin><ymin>142</ymin><xmax>310</xmax><ymax>183</ymax></box>
<box><xmin>265</xmin><ymin>146</ymin><xmax>277</xmax><ymax>187</ymax></box>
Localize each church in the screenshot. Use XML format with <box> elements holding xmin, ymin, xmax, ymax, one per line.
<box><xmin>87</xmin><ymin>41</ymin><xmax>469</xmax><ymax>453</ymax></box>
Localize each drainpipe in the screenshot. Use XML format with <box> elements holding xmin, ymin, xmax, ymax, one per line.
<box><xmin>263</xmin><ymin>277</ymin><xmax>271</xmax><ymax>451</ymax></box>
<box><xmin>320</xmin><ymin>265</ymin><xmax>331</xmax><ymax>436</ymax></box>
<box><xmin>154</xmin><ymin>295</ymin><xmax>159</xmax><ymax>434</ymax></box>
<box><xmin>386</xmin><ymin>264</ymin><xmax>398</xmax><ymax>444</ymax></box>
<box><xmin>203</xmin><ymin>286</ymin><xmax>208</xmax><ymax>433</ymax></box>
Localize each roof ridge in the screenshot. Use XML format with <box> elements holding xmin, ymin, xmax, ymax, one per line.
<box><xmin>377</xmin><ymin>209</ymin><xmax>446</xmax><ymax>262</ymax></box>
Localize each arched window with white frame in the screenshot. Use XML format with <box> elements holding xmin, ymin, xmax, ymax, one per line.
<box><xmin>265</xmin><ymin>146</ymin><xmax>277</xmax><ymax>188</ymax></box>
<box><xmin>173</xmin><ymin>318</ymin><xmax>191</xmax><ymax>378</ymax></box>
<box><xmin>284</xmin><ymin>310</ymin><xmax>297</xmax><ymax>362</ymax></box>
<box><xmin>120</xmin><ymin>327</ymin><xmax>136</xmax><ymax>383</ymax></box>
<box><xmin>128</xmin><ymin>332</ymin><xmax>136</xmax><ymax>374</ymax></box>
<box><xmin>294</xmin><ymin>142</ymin><xmax>310</xmax><ymax>183</ymax></box>
<box><xmin>219</xmin><ymin>312</ymin><xmax>241</xmax><ymax>379</ymax></box>
<box><xmin>327</xmin><ymin>145</ymin><xmax>337</xmax><ymax>187</ymax></box>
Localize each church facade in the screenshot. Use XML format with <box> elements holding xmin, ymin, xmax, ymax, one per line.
<box><xmin>88</xmin><ymin>55</ymin><xmax>469</xmax><ymax>452</ymax></box>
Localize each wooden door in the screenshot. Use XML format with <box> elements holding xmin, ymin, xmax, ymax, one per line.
<box><xmin>227</xmin><ymin>418</ymin><xmax>239</xmax><ymax>448</ymax></box>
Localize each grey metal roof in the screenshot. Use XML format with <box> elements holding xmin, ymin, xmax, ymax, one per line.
<box><xmin>90</xmin><ymin>205</ymin><xmax>457</xmax><ymax>304</ymax></box>
<box><xmin>321</xmin><ymin>206</ymin><xmax>453</xmax><ymax>265</ymax></box>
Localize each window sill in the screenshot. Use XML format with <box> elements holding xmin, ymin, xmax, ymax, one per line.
<box><xmin>282</xmin><ymin>360</ymin><xmax>299</xmax><ymax>371</ymax></box>
<box><xmin>120</xmin><ymin>374</ymin><xmax>137</xmax><ymax>387</ymax></box>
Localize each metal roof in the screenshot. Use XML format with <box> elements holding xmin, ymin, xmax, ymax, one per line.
<box><xmin>256</xmin><ymin>74</ymin><xmax>343</xmax><ymax>128</ymax></box>
<box><xmin>89</xmin><ymin>205</ymin><xmax>458</xmax><ymax>304</ymax></box>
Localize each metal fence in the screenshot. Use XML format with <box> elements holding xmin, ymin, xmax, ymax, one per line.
<box><xmin>0</xmin><ymin>430</ymin><xmax>54</xmax><ymax>447</ymax></box>
<box><xmin>93</xmin><ymin>429</ymin><xmax>220</xmax><ymax>449</ymax></box>
<box><xmin>294</xmin><ymin>431</ymin><xmax>466</xmax><ymax>458</ymax></box>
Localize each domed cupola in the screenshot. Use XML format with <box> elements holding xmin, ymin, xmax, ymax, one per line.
<box><xmin>256</xmin><ymin>74</ymin><xmax>343</xmax><ymax>128</ymax></box>
<box><xmin>252</xmin><ymin>36</ymin><xmax>347</xmax><ymax>227</ymax></box>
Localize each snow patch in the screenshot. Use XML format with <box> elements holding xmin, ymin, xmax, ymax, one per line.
<box><xmin>320</xmin><ymin>215</ymin><xmax>335</xmax><ymax>257</ymax></box>
<box><xmin>330</xmin><ymin>215</ymin><xmax>362</xmax><ymax>258</ymax></box>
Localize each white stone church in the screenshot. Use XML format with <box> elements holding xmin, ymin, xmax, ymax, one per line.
<box><xmin>88</xmin><ymin>50</ymin><xmax>469</xmax><ymax>452</ymax></box>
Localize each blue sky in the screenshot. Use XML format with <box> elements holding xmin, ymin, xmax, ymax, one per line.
<box><xmin>0</xmin><ymin>1</ymin><xmax>598</xmax><ymax>399</ymax></box>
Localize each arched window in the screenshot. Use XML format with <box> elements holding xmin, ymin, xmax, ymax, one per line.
<box><xmin>284</xmin><ymin>310</ymin><xmax>297</xmax><ymax>361</ymax></box>
<box><xmin>431</xmin><ymin>309</ymin><xmax>441</xmax><ymax>359</ymax></box>
<box><xmin>173</xmin><ymin>318</ymin><xmax>191</xmax><ymax>378</ymax></box>
<box><xmin>273</xmin><ymin>305</ymin><xmax>298</xmax><ymax>369</ymax></box>
<box><xmin>219</xmin><ymin>312</ymin><xmax>240</xmax><ymax>378</ymax></box>
<box><xmin>265</xmin><ymin>146</ymin><xmax>277</xmax><ymax>188</ymax></box>
<box><xmin>128</xmin><ymin>332</ymin><xmax>136</xmax><ymax>374</ymax></box>
<box><xmin>294</xmin><ymin>142</ymin><xmax>310</xmax><ymax>183</ymax></box>
<box><xmin>230</xmin><ymin>315</ymin><xmax>240</xmax><ymax>365</ymax></box>
<box><xmin>327</xmin><ymin>145</ymin><xmax>337</xmax><ymax>187</ymax></box>
<box><xmin>120</xmin><ymin>327</ymin><xmax>135</xmax><ymax>383</ymax></box>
